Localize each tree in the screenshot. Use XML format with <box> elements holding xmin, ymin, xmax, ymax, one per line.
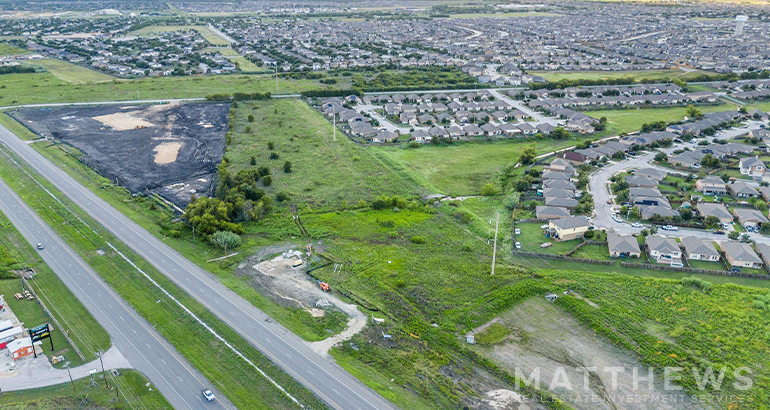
<box><xmin>283</xmin><ymin>161</ymin><xmax>292</xmax><ymax>173</ymax></box>
<box><xmin>481</xmin><ymin>183</ymin><xmax>497</xmax><ymax>196</ymax></box>
<box><xmin>248</xmin><ymin>114</ymin><xmax>255</xmax><ymax>122</ymax></box>
<box><xmin>680</xmin><ymin>208</ymin><xmax>693</xmax><ymax>221</ymax></box>
<box><xmin>503</xmin><ymin>192</ymin><xmax>521</xmax><ymax>211</ymax></box>
<box><xmin>728</xmin><ymin>230</ymin><xmax>740</xmax><ymax>241</ymax></box>
<box><xmin>269</xmin><ymin>152</ymin><xmax>280</xmax><ymax>160</ymax></box>
<box><xmin>654</xmin><ymin>152</ymin><xmax>668</xmax><ymax>162</ymax></box>
<box><xmin>685</xmin><ymin>105</ymin><xmax>702</xmax><ymax>120</ymax></box>
<box><xmin>519</xmin><ymin>146</ymin><xmax>537</xmax><ymax>165</ymax></box>
<box><xmin>209</xmin><ymin>230</ymin><xmax>241</xmax><ymax>254</ymax></box>
<box><xmin>700</xmin><ymin>154</ymin><xmax>721</xmax><ymax>168</ymax></box>
<box><xmin>705</xmin><ymin>215</ymin><xmax>721</xmax><ymax>230</ymax></box>
<box><xmin>629</xmin><ymin>206</ymin><xmax>641</xmax><ymax>220</ymax></box>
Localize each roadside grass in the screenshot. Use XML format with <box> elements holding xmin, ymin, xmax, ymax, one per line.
<box><xmin>586</xmin><ymin>103</ymin><xmax>733</xmax><ymax>135</ymax></box>
<box><xmin>376</xmin><ymin>137</ymin><xmax>589</xmax><ymax>196</ymax></box>
<box><xmin>24</xmin><ymin>58</ymin><xmax>114</xmax><ymax>84</ymax></box>
<box><xmin>0</xmin><ymin>212</ymin><xmax>110</xmax><ymax>366</ymax></box>
<box><xmin>0</xmin><ymin>42</ymin><xmax>29</xmax><ymax>56</ymax></box>
<box><xmin>529</xmin><ymin>69</ymin><xmax>712</xmax><ymax>83</ymax></box>
<box><xmin>0</xmin><ymin>369</ymin><xmax>170</xmax><ymax>409</ymax></box>
<box><xmin>0</xmin><ymin>72</ymin><xmax>320</xmax><ymax>106</ymax></box>
<box><xmin>0</xmin><ymin>147</ymin><xmax>330</xmax><ymax>410</ymax></box>
<box><xmin>0</xmin><ymin>112</ymin><xmax>42</xmax><ymax>141</ymax></box>
<box><xmin>226</xmin><ymin>99</ymin><xmax>422</xmax><ymax>209</ymax></box>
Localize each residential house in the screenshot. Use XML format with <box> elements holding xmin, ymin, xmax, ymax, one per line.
<box><xmin>696</xmin><ymin>203</ymin><xmax>734</xmax><ymax>224</ymax></box>
<box><xmin>721</xmin><ymin>241</ymin><xmax>763</xmax><ymax>269</ymax></box>
<box><xmin>728</xmin><ymin>181</ymin><xmax>759</xmax><ymax>199</ymax></box>
<box><xmin>754</xmin><ymin>243</ymin><xmax>770</xmax><ymax>267</ymax></box>
<box><xmin>411</xmin><ymin>129</ymin><xmax>432</xmax><ymax>144</ymax></box>
<box><xmin>371</xmin><ymin>130</ymin><xmax>399</xmax><ymax>143</ymax></box>
<box><xmin>547</xmin><ymin>216</ymin><xmax>590</xmax><ymax>241</ymax></box>
<box><xmin>740</xmin><ymin>156</ymin><xmax>766</xmax><ymax>179</ymax></box>
<box><xmin>625</xmin><ymin>175</ymin><xmax>658</xmax><ymax>188</ymax></box>
<box><xmin>549</xmin><ymin>158</ymin><xmax>576</xmax><ymax>175</ymax></box>
<box><xmin>536</xmin><ymin>206</ymin><xmax>570</xmax><ymax>220</ymax></box>
<box><xmin>695</xmin><ymin>177</ymin><xmax>727</xmax><ymax>196</ymax></box>
<box><xmin>732</xmin><ymin>208</ymin><xmax>769</xmax><ymax>228</ymax></box>
<box><xmin>681</xmin><ymin>237</ymin><xmax>720</xmax><ymax>262</ymax></box>
<box><xmin>545</xmin><ymin>196</ymin><xmax>579</xmax><ymax>209</ymax></box>
<box><xmin>607</xmin><ymin>233</ymin><xmax>641</xmax><ymax>258</ymax></box>
<box><xmin>645</xmin><ymin>235</ymin><xmax>682</xmax><ymax>264</ymax></box>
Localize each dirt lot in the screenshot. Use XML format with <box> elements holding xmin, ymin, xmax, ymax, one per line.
<box><xmin>473</xmin><ymin>297</ymin><xmax>709</xmax><ymax>410</ymax></box>
<box><xmin>235</xmin><ymin>244</ymin><xmax>365</xmax><ymax>353</ymax></box>
<box><xmin>10</xmin><ymin>102</ymin><xmax>230</xmax><ymax>206</ymax></box>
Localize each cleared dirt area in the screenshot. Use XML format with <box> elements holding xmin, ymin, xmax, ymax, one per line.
<box><xmin>235</xmin><ymin>244</ymin><xmax>364</xmax><ymax>353</ymax></box>
<box><xmin>473</xmin><ymin>297</ymin><xmax>709</xmax><ymax>410</ymax></box>
<box><xmin>9</xmin><ymin>102</ymin><xmax>230</xmax><ymax>206</ymax></box>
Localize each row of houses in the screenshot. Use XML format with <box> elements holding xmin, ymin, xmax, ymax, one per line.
<box><xmin>668</xmin><ymin>142</ymin><xmax>758</xmax><ymax>171</ymax></box>
<box><xmin>609</xmin><ymin>232</ymin><xmax>765</xmax><ymax>270</ymax></box>
<box><xmin>526</xmin><ymin>92</ymin><xmax>717</xmax><ymax>111</ymax></box>
<box><xmin>668</xmin><ymin>111</ymin><xmax>742</xmax><ymax>136</ymax></box>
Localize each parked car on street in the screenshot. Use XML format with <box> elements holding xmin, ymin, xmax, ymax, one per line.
<box><xmin>661</xmin><ymin>225</ymin><xmax>678</xmax><ymax>231</ymax></box>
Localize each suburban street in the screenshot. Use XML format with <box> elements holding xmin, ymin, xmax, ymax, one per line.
<box><xmin>0</xmin><ymin>124</ymin><xmax>397</xmax><ymax>410</ymax></box>
<box><xmin>588</xmin><ymin>121</ymin><xmax>770</xmax><ymax>245</ymax></box>
<box><xmin>0</xmin><ymin>176</ymin><xmax>231</xmax><ymax>410</ymax></box>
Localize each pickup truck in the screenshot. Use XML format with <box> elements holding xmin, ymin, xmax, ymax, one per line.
<box><xmin>661</xmin><ymin>225</ymin><xmax>678</xmax><ymax>231</ymax></box>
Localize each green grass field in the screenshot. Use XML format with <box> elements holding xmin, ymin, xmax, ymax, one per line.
<box><xmin>529</xmin><ymin>69</ymin><xmax>714</xmax><ymax>83</ymax></box>
<box><xmin>0</xmin><ymin>211</ymin><xmax>111</xmax><ymax>367</ymax></box>
<box><xmin>0</xmin><ymin>42</ymin><xmax>29</xmax><ymax>56</ymax></box>
<box><xmin>131</xmin><ymin>25</ymin><xmax>230</xmax><ymax>46</ymax></box>
<box><xmin>0</xmin><ymin>369</ymin><xmax>170</xmax><ymax>409</ymax></box>
<box><xmin>586</xmin><ymin>103</ymin><xmax>734</xmax><ymax>134</ymax></box>
<box><xmin>227</xmin><ymin>99</ymin><xmax>422</xmax><ymax>208</ymax></box>
<box><xmin>0</xmin><ymin>72</ymin><xmax>319</xmax><ymax>106</ymax></box>
<box><xmin>25</xmin><ymin>58</ymin><xmax>114</xmax><ymax>84</ymax></box>
<box><xmin>376</xmin><ymin>138</ymin><xmax>587</xmax><ymax>196</ymax></box>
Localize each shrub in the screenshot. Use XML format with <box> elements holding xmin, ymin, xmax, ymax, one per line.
<box><xmin>276</xmin><ymin>192</ymin><xmax>290</xmax><ymax>202</ymax></box>
<box><xmin>247</xmin><ymin>114</ymin><xmax>255</xmax><ymax>122</ymax></box>
<box><xmin>681</xmin><ymin>277</ymin><xmax>711</xmax><ymax>292</ymax></box>
<box><xmin>410</xmin><ymin>235</ymin><xmax>426</xmax><ymax>244</ymax></box>
<box><xmin>283</xmin><ymin>161</ymin><xmax>292</xmax><ymax>173</ymax></box>
<box><xmin>481</xmin><ymin>183</ymin><xmax>497</xmax><ymax>196</ymax></box>
<box><xmin>262</xmin><ymin>175</ymin><xmax>273</xmax><ymax>186</ymax></box>
<box><xmin>269</xmin><ymin>152</ymin><xmax>280</xmax><ymax>160</ymax></box>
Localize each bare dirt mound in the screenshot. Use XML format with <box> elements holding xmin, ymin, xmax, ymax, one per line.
<box><xmin>474</xmin><ymin>297</ymin><xmax>711</xmax><ymax>410</ymax></box>
<box><xmin>10</xmin><ymin>102</ymin><xmax>230</xmax><ymax>206</ymax></box>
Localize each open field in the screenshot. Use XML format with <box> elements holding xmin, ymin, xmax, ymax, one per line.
<box><xmin>227</xmin><ymin>55</ymin><xmax>267</xmax><ymax>73</ymax></box>
<box><xmin>529</xmin><ymin>69</ymin><xmax>714</xmax><ymax>83</ymax></box>
<box><xmin>0</xmin><ymin>369</ymin><xmax>170</xmax><ymax>409</ymax></box>
<box><xmin>441</xmin><ymin>11</ymin><xmax>559</xmax><ymax>18</ymax></box>
<box><xmin>586</xmin><ymin>103</ymin><xmax>734</xmax><ymax>134</ymax></box>
<box><xmin>130</xmin><ymin>25</ymin><xmax>230</xmax><ymax>46</ymax></box>
<box><xmin>0</xmin><ymin>42</ymin><xmax>29</xmax><ymax>56</ymax></box>
<box><xmin>226</xmin><ymin>99</ymin><xmax>422</xmax><ymax>208</ymax></box>
<box><xmin>0</xmin><ymin>73</ymin><xmax>320</xmax><ymax>106</ymax></box>
<box><xmin>25</xmin><ymin>58</ymin><xmax>114</xmax><ymax>84</ymax></box>
<box><xmin>377</xmin><ymin>138</ymin><xmax>590</xmax><ymax>195</ymax></box>
<box><xmin>0</xmin><ymin>211</ymin><xmax>110</xmax><ymax>366</ymax></box>
<box><xmin>0</xmin><ymin>146</ymin><xmax>330</xmax><ymax>410</ymax></box>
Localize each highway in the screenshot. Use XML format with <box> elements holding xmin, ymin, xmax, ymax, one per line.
<box><xmin>0</xmin><ymin>177</ymin><xmax>231</xmax><ymax>410</ymax></box>
<box><xmin>0</xmin><ymin>125</ymin><xmax>397</xmax><ymax>410</ymax></box>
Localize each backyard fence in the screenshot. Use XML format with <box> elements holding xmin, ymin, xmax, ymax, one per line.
<box><xmin>512</xmin><ymin>250</ymin><xmax>615</xmax><ymax>265</ymax></box>
<box><xmin>619</xmin><ymin>261</ymin><xmax>770</xmax><ymax>279</ymax></box>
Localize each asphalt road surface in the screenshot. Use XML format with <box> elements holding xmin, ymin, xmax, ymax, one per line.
<box><xmin>0</xmin><ymin>177</ymin><xmax>231</xmax><ymax>410</ymax></box>
<box><xmin>0</xmin><ymin>125</ymin><xmax>397</xmax><ymax>410</ymax></box>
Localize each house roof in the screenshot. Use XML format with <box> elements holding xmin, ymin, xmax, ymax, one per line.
<box><xmin>536</xmin><ymin>206</ymin><xmax>570</xmax><ymax>219</ymax></box>
<box><xmin>681</xmin><ymin>236</ymin><xmax>719</xmax><ymax>258</ymax></box>
<box><xmin>740</xmin><ymin>156</ymin><xmax>765</xmax><ymax>169</ymax></box>
<box><xmin>729</xmin><ymin>182</ymin><xmax>758</xmax><ymax>196</ymax></box>
<box><xmin>733</xmin><ymin>208</ymin><xmax>769</xmax><ymax>224</ymax></box>
<box><xmin>550</xmin><ymin>215</ymin><xmax>589</xmax><ymax>230</ymax></box>
<box><xmin>646</xmin><ymin>235</ymin><xmax>680</xmax><ymax>254</ymax></box>
<box><xmin>697</xmin><ymin>203</ymin><xmax>733</xmax><ymax>221</ymax></box>
<box><xmin>721</xmin><ymin>241</ymin><xmax>762</xmax><ymax>264</ymax></box>
<box><xmin>545</xmin><ymin>197</ymin><xmax>578</xmax><ymax>208</ymax></box>
<box><xmin>607</xmin><ymin>233</ymin><xmax>640</xmax><ymax>255</ymax></box>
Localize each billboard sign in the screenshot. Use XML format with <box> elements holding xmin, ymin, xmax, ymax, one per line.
<box><xmin>30</xmin><ymin>323</ymin><xmax>51</xmax><ymax>342</ymax></box>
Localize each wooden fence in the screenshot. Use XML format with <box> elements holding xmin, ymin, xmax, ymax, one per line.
<box><xmin>619</xmin><ymin>261</ymin><xmax>770</xmax><ymax>279</ymax></box>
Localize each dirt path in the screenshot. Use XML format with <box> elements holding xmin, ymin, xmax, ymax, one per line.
<box><xmin>309</xmin><ymin>300</ymin><xmax>366</xmax><ymax>356</ymax></box>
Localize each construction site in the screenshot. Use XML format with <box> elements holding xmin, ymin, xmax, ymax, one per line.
<box><xmin>9</xmin><ymin>102</ymin><xmax>231</xmax><ymax>207</ymax></box>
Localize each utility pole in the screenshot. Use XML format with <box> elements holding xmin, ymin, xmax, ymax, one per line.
<box><xmin>491</xmin><ymin>212</ymin><xmax>499</xmax><ymax>276</ymax></box>
<box><xmin>67</xmin><ymin>365</ymin><xmax>76</xmax><ymax>393</ymax></box>
<box><xmin>98</xmin><ymin>350</ymin><xmax>109</xmax><ymax>389</ymax></box>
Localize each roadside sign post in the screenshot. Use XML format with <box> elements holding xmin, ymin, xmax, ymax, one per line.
<box><xmin>30</xmin><ymin>323</ymin><xmax>53</xmax><ymax>357</ymax></box>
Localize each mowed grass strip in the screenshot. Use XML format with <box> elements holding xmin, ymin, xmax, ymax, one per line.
<box><xmin>0</xmin><ymin>211</ymin><xmax>111</xmax><ymax>366</ymax></box>
<box><xmin>25</xmin><ymin>58</ymin><xmax>114</xmax><ymax>84</ymax></box>
<box><xmin>586</xmin><ymin>103</ymin><xmax>734</xmax><ymax>135</ymax></box>
<box><xmin>131</xmin><ymin>25</ymin><xmax>230</xmax><ymax>46</ymax></box>
<box><xmin>0</xmin><ymin>147</ymin><xmax>331</xmax><ymax>410</ymax></box>
<box><xmin>0</xmin><ymin>369</ymin><xmax>170</xmax><ymax>409</ymax></box>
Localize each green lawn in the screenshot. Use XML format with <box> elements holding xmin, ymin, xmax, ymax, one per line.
<box><xmin>131</xmin><ymin>25</ymin><xmax>230</xmax><ymax>46</ymax></box>
<box><xmin>0</xmin><ymin>369</ymin><xmax>170</xmax><ymax>409</ymax></box>
<box><xmin>0</xmin><ymin>72</ymin><xmax>320</xmax><ymax>106</ymax></box>
<box><xmin>687</xmin><ymin>259</ymin><xmax>726</xmax><ymax>271</ymax></box>
<box><xmin>530</xmin><ymin>69</ymin><xmax>714</xmax><ymax>83</ymax></box>
<box><xmin>587</xmin><ymin>104</ymin><xmax>733</xmax><ymax>134</ymax></box>
<box><xmin>570</xmin><ymin>243</ymin><xmax>611</xmax><ymax>260</ymax></box>
<box><xmin>25</xmin><ymin>58</ymin><xmax>114</xmax><ymax>84</ymax></box>
<box><xmin>376</xmin><ymin>137</ymin><xmax>588</xmax><ymax>196</ymax></box>
<box><xmin>516</xmin><ymin>222</ymin><xmax>576</xmax><ymax>255</ymax></box>
<box><xmin>0</xmin><ymin>211</ymin><xmax>111</xmax><ymax>367</ymax></box>
<box><xmin>0</xmin><ymin>42</ymin><xmax>29</xmax><ymax>56</ymax></box>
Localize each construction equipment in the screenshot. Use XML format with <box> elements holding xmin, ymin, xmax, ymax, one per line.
<box><xmin>319</xmin><ymin>282</ymin><xmax>330</xmax><ymax>292</ymax></box>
